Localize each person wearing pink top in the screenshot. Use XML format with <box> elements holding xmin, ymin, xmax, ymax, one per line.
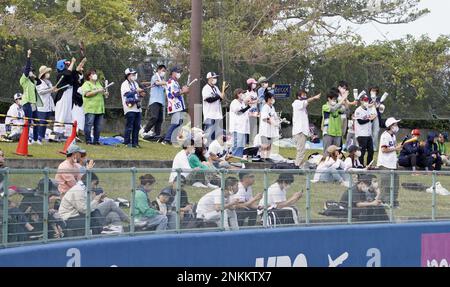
<box><xmin>55</xmin><ymin>145</ymin><xmax>84</xmax><ymax>195</ymax></box>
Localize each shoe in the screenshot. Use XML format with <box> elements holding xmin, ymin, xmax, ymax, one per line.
<box><xmin>161</xmin><ymin>140</ymin><xmax>171</xmax><ymax>145</ymax></box>
<box><xmin>28</xmin><ymin>139</ymin><xmax>34</xmax><ymax>145</ymax></box>
<box><xmin>436</xmin><ymin>182</ymin><xmax>450</xmax><ymax>195</ymax></box>
<box><xmin>101</xmin><ymin>225</ymin><xmax>123</xmax><ymax>234</ymax></box>
<box><xmin>192</xmin><ymin>182</ymin><xmax>209</xmax><ymax>188</ymax></box>
<box><xmin>36</xmin><ymin>140</ymin><xmax>43</xmax><ymax>145</ymax></box>
<box><xmin>207</xmin><ymin>183</ymin><xmax>219</xmax><ymax>189</ymax></box>
<box><xmin>139</xmin><ymin>128</ymin><xmax>146</xmax><ymax>138</ymax></box>
<box><xmin>310</xmin><ymin>179</ymin><xmax>319</xmax><ymax>183</ymax></box>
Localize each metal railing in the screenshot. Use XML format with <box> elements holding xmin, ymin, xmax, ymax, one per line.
<box><xmin>1</xmin><ymin>167</ymin><xmax>449</xmax><ymax>248</ymax></box>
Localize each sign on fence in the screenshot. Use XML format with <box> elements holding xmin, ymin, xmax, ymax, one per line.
<box><xmin>273</xmin><ymin>84</ymin><xmax>291</xmax><ymax>99</ymax></box>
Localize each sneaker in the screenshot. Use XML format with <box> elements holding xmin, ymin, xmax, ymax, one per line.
<box><xmin>436</xmin><ymin>182</ymin><xmax>450</xmax><ymax>195</ymax></box>
<box><xmin>192</xmin><ymin>182</ymin><xmax>209</xmax><ymax>188</ymax></box>
<box><xmin>161</xmin><ymin>140</ymin><xmax>171</xmax><ymax>145</ymax></box>
<box><xmin>28</xmin><ymin>139</ymin><xmax>34</xmax><ymax>145</ymax></box>
<box><xmin>139</xmin><ymin>128</ymin><xmax>146</xmax><ymax>138</ymax></box>
<box><xmin>207</xmin><ymin>183</ymin><xmax>219</xmax><ymax>189</ymax></box>
<box><xmin>310</xmin><ymin>179</ymin><xmax>319</xmax><ymax>183</ymax></box>
<box><xmin>36</xmin><ymin>140</ymin><xmax>43</xmax><ymax>145</ymax></box>
<box><xmin>101</xmin><ymin>225</ymin><xmax>123</xmax><ymax>234</ymax></box>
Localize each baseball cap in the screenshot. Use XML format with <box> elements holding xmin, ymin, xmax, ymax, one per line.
<box><xmin>258</xmin><ymin>76</ymin><xmax>268</xmax><ymax>83</ymax></box>
<box><xmin>206</xmin><ymin>72</ymin><xmax>219</xmax><ymax>79</ymax></box>
<box><xmin>13</xmin><ymin>93</ymin><xmax>23</xmax><ymax>100</ymax></box>
<box><xmin>159</xmin><ymin>188</ymin><xmax>172</xmax><ymax>196</ymax></box>
<box><xmin>170</xmin><ymin>66</ymin><xmax>182</xmax><ymax>74</ymax></box>
<box><xmin>124</xmin><ymin>68</ymin><xmax>137</xmax><ymax>75</ymax></box>
<box><xmin>246</xmin><ymin>78</ymin><xmax>257</xmax><ymax>85</ymax></box>
<box><xmin>360</xmin><ymin>95</ymin><xmax>370</xmax><ymax>102</ymax></box>
<box><xmin>327</xmin><ymin>145</ymin><xmax>341</xmax><ymax>155</ymax></box>
<box><xmin>385</xmin><ymin>117</ymin><xmax>401</xmax><ymax>128</ymax></box>
<box><xmin>56</xmin><ymin>59</ymin><xmax>68</xmax><ymax>71</ymax></box>
<box><xmin>411</xmin><ymin>129</ymin><xmax>420</xmax><ymax>136</ymax></box>
<box><xmin>66</xmin><ymin>144</ymin><xmax>86</xmax><ymax>155</ymax></box>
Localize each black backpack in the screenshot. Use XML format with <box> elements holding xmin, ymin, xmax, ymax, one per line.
<box><xmin>319</xmin><ymin>200</ymin><xmax>348</xmax><ymax>218</ymax></box>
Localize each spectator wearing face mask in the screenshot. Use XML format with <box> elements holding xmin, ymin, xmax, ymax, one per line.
<box><xmin>257</xmin><ymin>76</ymin><xmax>274</xmax><ymax>112</ymax></box>
<box><xmin>121</xmin><ymin>68</ymin><xmax>145</xmax><ymax>148</ymax></box>
<box><xmin>244</xmin><ymin>78</ymin><xmax>259</xmax><ymax>118</ymax></box>
<box><xmin>423</xmin><ymin>132</ymin><xmax>443</xmax><ymax>171</ymax></box>
<box><xmin>354</xmin><ymin>95</ymin><xmax>376</xmax><ymax>167</ymax></box>
<box><xmin>344</xmin><ymin>145</ymin><xmax>364</xmax><ymax>171</ymax></box>
<box><xmin>36</xmin><ymin>66</ymin><xmax>57</xmax><ymax>144</ymax></box>
<box><xmin>19</xmin><ymin>49</ymin><xmax>44</xmax><ymax>144</ymax></box>
<box><xmin>82</xmin><ymin>69</ymin><xmax>108</xmax><ymax>145</ymax></box>
<box><xmin>437</xmin><ymin>132</ymin><xmax>449</xmax><ymax>166</ymax></box>
<box><xmin>337</xmin><ymin>81</ymin><xmax>358</xmax><ymax>138</ymax></box>
<box><xmin>398</xmin><ymin>129</ymin><xmax>426</xmax><ymax>172</ymax></box>
<box><xmin>322</xmin><ymin>91</ymin><xmax>348</xmax><ymax>156</ymax></box>
<box><xmin>161</xmin><ymin>66</ymin><xmax>189</xmax><ymax>145</ymax></box>
<box><xmin>141</xmin><ymin>65</ymin><xmax>167</xmax><ymax>138</ymax></box>
<box><xmin>5</xmin><ymin>93</ymin><xmax>25</xmax><ymax>142</ymax></box>
<box><xmin>259</xmin><ymin>93</ymin><xmax>279</xmax><ymax>161</ymax></box>
<box><xmin>377</xmin><ymin>117</ymin><xmax>402</xmax><ymax>207</ymax></box>
<box><xmin>55</xmin><ymin>145</ymin><xmax>84</xmax><ymax>196</ymax></box>
<box><xmin>368</xmin><ymin>86</ymin><xmax>382</xmax><ymax>151</ymax></box>
<box><xmin>229</xmin><ymin>88</ymin><xmax>251</xmax><ymax>158</ymax></box>
<box><xmin>202</xmin><ymin>72</ymin><xmax>223</xmax><ymax>146</ymax></box>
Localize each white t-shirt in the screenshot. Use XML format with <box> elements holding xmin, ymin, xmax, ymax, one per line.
<box><xmin>377</xmin><ymin>131</ymin><xmax>398</xmax><ymax>169</ymax></box>
<box><xmin>259</xmin><ymin>104</ymin><xmax>279</xmax><ymax>138</ymax></box>
<box><xmin>196</xmin><ymin>188</ymin><xmax>226</xmax><ymax>217</ymax></box>
<box><xmin>292</xmin><ymin>99</ymin><xmax>310</xmax><ymax>137</ymax></box>
<box><xmin>168</xmin><ymin>149</ymin><xmax>192</xmax><ymax>183</ymax></box>
<box><xmin>121</xmin><ymin>80</ymin><xmax>142</xmax><ymax>115</ymax></box>
<box><xmin>209</xmin><ymin>140</ymin><xmax>228</xmax><ymax>159</ymax></box>
<box><xmin>6</xmin><ymin>103</ymin><xmax>24</xmax><ymax>135</ymax></box>
<box><xmin>229</xmin><ymin>99</ymin><xmax>250</xmax><ymax>134</ymax></box>
<box><xmin>313</xmin><ymin>157</ymin><xmax>345</xmax><ymax>181</ymax></box>
<box><xmin>230</xmin><ymin>182</ymin><xmax>253</xmax><ymax>203</ymax></box>
<box><xmin>202</xmin><ymin>84</ymin><xmax>222</xmax><ymax>120</ymax></box>
<box><xmin>354</xmin><ymin>106</ymin><xmax>372</xmax><ymax>137</ymax></box>
<box><xmin>343</xmin><ymin>157</ymin><xmax>362</xmax><ymax>171</ymax></box>
<box><xmin>258</xmin><ymin>183</ymin><xmax>286</xmax><ymax>210</ymax></box>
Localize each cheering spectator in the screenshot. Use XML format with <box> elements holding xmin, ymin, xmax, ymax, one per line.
<box><xmin>354</xmin><ymin>95</ymin><xmax>376</xmax><ymax>166</ymax></box>
<box><xmin>368</xmin><ymin>86</ymin><xmax>382</xmax><ymax>151</ymax></box>
<box><xmin>322</xmin><ymin>91</ymin><xmax>348</xmax><ymax>156</ymax></box>
<box><xmin>141</xmin><ymin>65</ymin><xmax>167</xmax><ymax>138</ymax></box>
<box><xmin>161</xmin><ymin>66</ymin><xmax>189</xmax><ymax>145</ymax></box>
<box><xmin>121</xmin><ymin>68</ymin><xmax>145</xmax><ymax>148</ymax></box>
<box><xmin>437</xmin><ymin>132</ymin><xmax>449</xmax><ymax>166</ymax></box>
<box><xmin>292</xmin><ymin>89</ymin><xmax>321</xmax><ymax>168</ymax></box>
<box><xmin>71</xmin><ymin>58</ymin><xmax>87</xmax><ymax>135</ymax></box>
<box><xmin>20</xmin><ymin>49</ymin><xmax>43</xmax><ymax>144</ymax></box>
<box><xmin>134</xmin><ymin>174</ymin><xmax>168</xmax><ymax>231</ymax></box>
<box><xmin>377</xmin><ymin>117</ymin><xmax>402</xmax><ymax>207</ymax></box>
<box><xmin>337</xmin><ymin>81</ymin><xmax>357</xmax><ymax>138</ymax></box>
<box><xmin>259</xmin><ymin>93</ymin><xmax>279</xmax><ymax>161</ymax></box>
<box><xmin>5</xmin><ymin>93</ymin><xmax>25</xmax><ymax>142</ymax></box>
<box><xmin>82</xmin><ymin>69</ymin><xmax>108</xmax><ymax>145</ymax></box>
<box><xmin>229</xmin><ymin>88</ymin><xmax>250</xmax><ymax>158</ymax></box>
<box><xmin>55</xmin><ymin>145</ymin><xmax>84</xmax><ymax>196</ymax></box>
<box><xmin>196</xmin><ymin>177</ymin><xmax>240</xmax><ymax>230</ymax></box>
<box><xmin>230</xmin><ymin>172</ymin><xmax>262</xmax><ymax>227</ymax></box>
<box><xmin>36</xmin><ymin>65</ymin><xmax>56</xmax><ymax>144</ymax></box>
<box><xmin>244</xmin><ymin>78</ymin><xmax>259</xmax><ymax>117</ymax></box>
<box><xmin>202</xmin><ymin>72</ymin><xmax>223</xmax><ymax>145</ymax></box>
<box><xmin>257</xmin><ymin>76</ymin><xmax>274</xmax><ymax>112</ymax></box>
<box><xmin>258</xmin><ymin>174</ymin><xmax>302</xmax><ymax>226</ymax></box>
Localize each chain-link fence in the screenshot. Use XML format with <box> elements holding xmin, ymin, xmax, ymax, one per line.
<box><xmin>1</xmin><ymin>167</ymin><xmax>450</xmax><ymax>248</ymax></box>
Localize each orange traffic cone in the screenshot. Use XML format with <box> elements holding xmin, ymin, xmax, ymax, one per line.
<box><xmin>15</xmin><ymin>120</ymin><xmax>32</xmax><ymax>157</ymax></box>
<box><xmin>60</xmin><ymin>121</ymin><xmax>78</xmax><ymax>155</ymax></box>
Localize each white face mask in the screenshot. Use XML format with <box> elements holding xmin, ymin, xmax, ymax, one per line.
<box><xmin>363</xmin><ymin>102</ymin><xmax>369</xmax><ymax>108</ymax></box>
<box><xmin>45</xmin><ymin>73</ymin><xmax>51</xmax><ymax>79</ymax></box>
<box><xmin>29</xmin><ymin>71</ymin><xmax>36</xmax><ymax>78</ymax></box>
<box><xmin>91</xmin><ymin>74</ymin><xmax>98</xmax><ymax>81</ymax></box>
<box><xmin>329</xmin><ymin>100</ymin><xmax>337</xmax><ymax>106</ymax></box>
<box><xmin>391</xmin><ymin>125</ymin><xmax>399</xmax><ymax>133</ymax></box>
<box><xmin>272</xmin><ymin>99</ymin><xmax>276</xmax><ymax>105</ymax></box>
<box><xmin>370</xmin><ymin>92</ymin><xmax>377</xmax><ymax>99</ymax></box>
<box><xmin>175</xmin><ymin>73</ymin><xmax>181</xmax><ymax>79</ymax></box>
<box><xmin>355</xmin><ymin>150</ymin><xmax>362</xmax><ymax>157</ymax></box>
<box><xmin>159</xmin><ymin>71</ymin><xmax>166</xmax><ymax>78</ymax></box>
<box><xmin>130</xmin><ymin>74</ymin><xmax>137</xmax><ymax>81</ymax></box>
<box><xmin>211</xmin><ymin>78</ymin><xmax>218</xmax><ymax>85</ymax></box>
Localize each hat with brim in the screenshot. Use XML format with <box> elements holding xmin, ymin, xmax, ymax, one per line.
<box><xmin>39</xmin><ymin>66</ymin><xmax>52</xmax><ymax>79</ymax></box>
<box><xmin>66</xmin><ymin>144</ymin><xmax>86</xmax><ymax>155</ymax></box>
<box><xmin>258</xmin><ymin>76</ymin><xmax>268</xmax><ymax>84</ymax></box>
<box><xmin>327</xmin><ymin>145</ymin><xmax>341</xmax><ymax>155</ymax></box>
<box><xmin>385</xmin><ymin>117</ymin><xmax>401</xmax><ymax>128</ymax></box>
<box><xmin>206</xmin><ymin>72</ymin><xmax>219</xmax><ymax>79</ymax></box>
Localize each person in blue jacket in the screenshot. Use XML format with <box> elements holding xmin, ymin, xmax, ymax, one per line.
<box><xmin>423</xmin><ymin>132</ymin><xmax>442</xmax><ymax>171</ymax></box>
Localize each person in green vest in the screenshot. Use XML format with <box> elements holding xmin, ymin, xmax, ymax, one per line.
<box><xmin>81</xmin><ymin>69</ymin><xmax>108</xmax><ymax>145</ymax></box>
<box><xmin>321</xmin><ymin>90</ymin><xmax>348</xmax><ymax>156</ymax></box>
<box><xmin>19</xmin><ymin>49</ymin><xmax>43</xmax><ymax>144</ymax></box>
<box><xmin>438</xmin><ymin>132</ymin><xmax>449</xmax><ymax>166</ymax></box>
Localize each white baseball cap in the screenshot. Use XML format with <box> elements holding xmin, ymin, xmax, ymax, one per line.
<box><xmin>13</xmin><ymin>93</ymin><xmax>22</xmax><ymax>100</ymax></box>
<box><xmin>206</xmin><ymin>72</ymin><xmax>219</xmax><ymax>79</ymax></box>
<box><xmin>385</xmin><ymin>117</ymin><xmax>401</xmax><ymax>128</ymax></box>
<box><xmin>124</xmin><ymin>68</ymin><xmax>137</xmax><ymax>75</ymax></box>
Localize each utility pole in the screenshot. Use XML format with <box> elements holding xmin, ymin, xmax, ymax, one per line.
<box><xmin>188</xmin><ymin>0</ymin><xmax>202</xmax><ymax>127</ymax></box>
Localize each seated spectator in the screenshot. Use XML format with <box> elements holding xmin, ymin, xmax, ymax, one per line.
<box><xmin>398</xmin><ymin>129</ymin><xmax>427</xmax><ymax>171</ymax></box>
<box><xmin>134</xmin><ymin>174</ymin><xmax>168</xmax><ymax>231</ymax></box>
<box><xmin>339</xmin><ymin>174</ymin><xmax>388</xmax><ymax>222</ymax></box>
<box><xmin>208</xmin><ymin>134</ymin><xmax>234</xmax><ymax>169</ymax></box>
<box><xmin>423</xmin><ymin>132</ymin><xmax>443</xmax><ymax>171</ymax></box>
<box><xmin>230</xmin><ymin>172</ymin><xmax>262</xmax><ymax>227</ymax></box>
<box><xmin>195</xmin><ymin>177</ymin><xmax>240</xmax><ymax>230</ymax></box>
<box><xmin>151</xmin><ymin>189</ymin><xmax>177</xmax><ymax>229</ymax></box>
<box><xmin>188</xmin><ymin>146</ymin><xmax>220</xmax><ymax>189</ymax></box>
<box><xmin>58</xmin><ymin>173</ymin><xmax>130</xmax><ymax>237</ymax></box>
<box><xmin>437</xmin><ymin>132</ymin><xmax>449</xmax><ymax>166</ymax></box>
<box><xmin>55</xmin><ymin>144</ymin><xmax>84</xmax><ymax>196</ymax></box>
<box><xmin>5</xmin><ymin>93</ymin><xmax>25</xmax><ymax>142</ymax></box>
<box><xmin>312</xmin><ymin>145</ymin><xmax>349</xmax><ymax>187</ymax></box>
<box><xmin>18</xmin><ymin>178</ymin><xmax>65</xmax><ymax>239</ymax></box>
<box><xmin>258</xmin><ymin>173</ymin><xmax>302</xmax><ymax>226</ymax></box>
<box><xmin>344</xmin><ymin>145</ymin><xmax>364</xmax><ymax>171</ymax></box>
<box><xmin>168</xmin><ymin>139</ymin><xmax>211</xmax><ymax>188</ymax></box>
<box><xmin>4</xmin><ymin>199</ymin><xmax>37</xmax><ymax>242</ymax></box>
<box><xmin>159</xmin><ymin>175</ymin><xmax>196</xmax><ymax>229</ymax></box>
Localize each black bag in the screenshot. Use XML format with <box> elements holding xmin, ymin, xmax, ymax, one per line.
<box><xmin>270</xmin><ymin>162</ymin><xmax>297</xmax><ymax>169</ymax></box>
<box><xmin>319</xmin><ymin>200</ymin><xmax>348</xmax><ymax>217</ymax></box>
